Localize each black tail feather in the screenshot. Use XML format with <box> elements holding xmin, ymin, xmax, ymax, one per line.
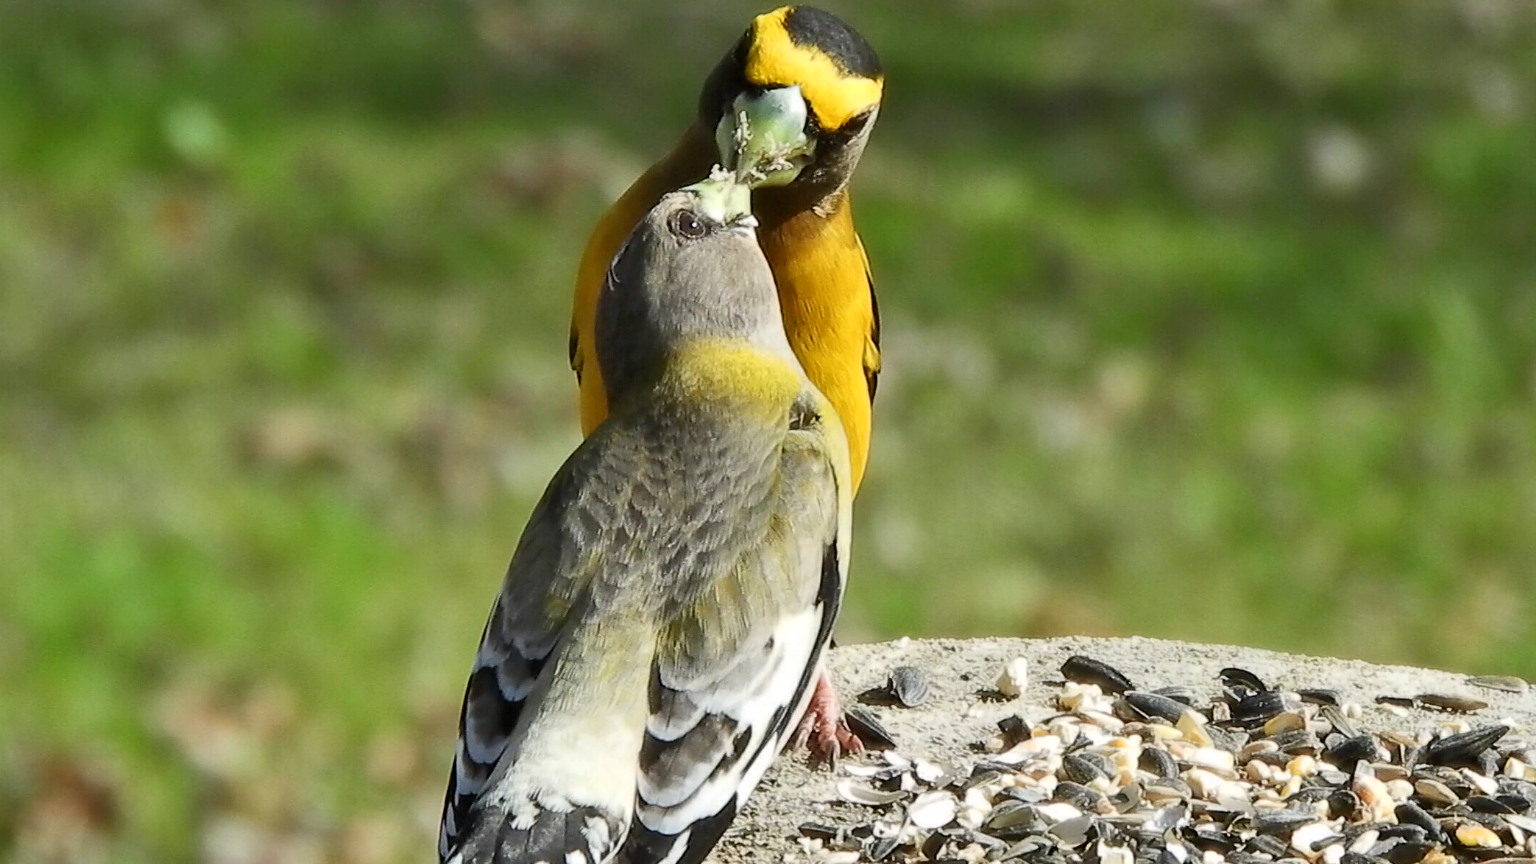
<box><xmin>618</xmin><ymin>797</ymin><xmax>737</xmax><ymax>864</ymax></box>
<box><xmin>453</xmin><ymin>804</ymin><xmax>622</xmax><ymax>864</ymax></box>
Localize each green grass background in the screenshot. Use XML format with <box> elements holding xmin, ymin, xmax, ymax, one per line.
<box><xmin>2</xmin><ymin>1</ymin><xmax>1534</xmax><ymax>861</ymax></box>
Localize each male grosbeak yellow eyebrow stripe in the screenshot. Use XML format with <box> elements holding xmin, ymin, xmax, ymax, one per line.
<box><xmin>742</xmin><ymin>6</ymin><xmax>884</xmax><ymax>130</ymax></box>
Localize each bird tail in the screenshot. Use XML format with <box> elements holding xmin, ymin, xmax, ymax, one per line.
<box><xmin>446</xmin><ymin>805</ymin><xmax>623</xmax><ymax>864</ymax></box>
<box><xmin>445</xmin><ymin>621</ymin><xmax>656</xmax><ymax>864</ymax></box>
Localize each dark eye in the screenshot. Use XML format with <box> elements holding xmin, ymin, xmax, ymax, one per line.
<box><xmin>668</xmin><ymin>210</ymin><xmax>708</xmax><ymax>239</ymax></box>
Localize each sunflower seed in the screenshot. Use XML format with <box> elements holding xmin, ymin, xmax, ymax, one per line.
<box><xmin>1382</xmin><ymin>840</ymin><xmax>1436</xmax><ymax>864</ymax></box>
<box><xmin>1416</xmin><ymin>693</ymin><xmax>1489</xmax><ymax>713</ymax></box>
<box><xmin>1468</xmin><ymin>675</ymin><xmax>1529</xmax><ymax>694</ymax></box>
<box><xmin>1252</xmin><ymin>809</ymin><xmax>1320</xmax><ymax>834</ymax></box>
<box><xmin>1232</xmin><ymin>690</ymin><xmax>1294</xmax><ymax>726</ymax></box>
<box><xmin>1140</xmin><ymin>747</ymin><xmax>1180</xmax><ymax>779</ymax></box>
<box><xmin>1297</xmin><ymin>688</ymin><xmax>1344</xmax><ymax>706</ymax></box>
<box><xmin>1319</xmin><ymin>703</ymin><xmax>1360</xmax><ymax>739</ymax></box>
<box><xmin>1328</xmin><ymin>788</ymin><xmax>1363</xmax><ymax>820</ymax></box>
<box><xmin>1121</xmin><ymin>691</ymin><xmax>1188</xmax><ymax>724</ymax></box>
<box><xmin>1154</xmin><ymin>686</ymin><xmax>1201</xmax><ymax>706</ymax></box>
<box><xmin>1426</xmin><ymin>725</ymin><xmax>1511</xmax><ymax>767</ymax></box>
<box><xmin>1248</xmin><ymin>834</ymin><xmax>1291</xmax><ymax>857</ymax></box>
<box><xmin>1327</xmin><ymin>735</ymin><xmax>1383</xmax><ymax>769</ymax></box>
<box><xmin>799</xmin><ymin>822</ymin><xmax>846</xmax><ymax>842</ymax></box>
<box><xmin>1049</xmin><ymin>814</ymin><xmax>1097</xmax><ymax>847</ymax></box>
<box><xmin>836</xmin><ymin>779</ymin><xmax>908</xmax><ymax>807</ymax></box>
<box><xmin>1063</xmin><ymin>752</ymin><xmax>1111</xmax><ymax>785</ymax></box>
<box><xmin>1269</xmin><ymin>729</ymin><xmax>1323</xmax><ymax>755</ymax></box>
<box><xmin>1414</xmin><ymin>777</ymin><xmax>1460</xmax><ymax>806</ymax></box>
<box><xmin>843</xmin><ymin>705</ymin><xmax>897</xmax><ymax>750</ymax></box>
<box><xmin>888</xmin><ymin>665</ymin><xmax>932</xmax><ymax>707</ymax></box>
<box><xmin>1220</xmin><ymin>667</ymin><xmax>1270</xmax><ymax>695</ymax></box>
<box><xmin>1394</xmin><ymin>801</ymin><xmax>1445</xmax><ymax>839</ymax></box>
<box><xmin>1062</xmin><ymin>656</ymin><xmax>1135</xmax><ymax>695</ymax></box>
<box><xmin>1055</xmin><ymin>781</ymin><xmax>1107</xmax><ymax>812</ymax></box>
<box><xmin>1468</xmin><ymin>795</ymin><xmax>1517</xmax><ymax>815</ymax></box>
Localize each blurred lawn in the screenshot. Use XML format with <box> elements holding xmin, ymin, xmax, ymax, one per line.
<box><xmin>3</xmin><ymin>1</ymin><xmax>1535</xmax><ymax>861</ymax></box>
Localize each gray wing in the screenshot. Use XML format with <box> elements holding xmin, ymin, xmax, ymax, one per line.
<box><xmin>619</xmin><ymin>408</ymin><xmax>849</xmax><ymax>864</ymax></box>
<box><xmin>436</xmin><ymin>492</ymin><xmax>565</xmax><ymax>861</ymax></box>
<box><xmin>437</xmin><ymin>430</ymin><xmax>647</xmax><ymax>863</ymax></box>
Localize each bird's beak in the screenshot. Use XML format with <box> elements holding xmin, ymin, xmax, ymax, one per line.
<box><xmin>682</xmin><ymin>176</ymin><xmax>758</xmax><ymax>233</ymax></box>
<box><xmin>715</xmin><ymin>85</ymin><xmax>816</xmax><ymax>188</ymax></box>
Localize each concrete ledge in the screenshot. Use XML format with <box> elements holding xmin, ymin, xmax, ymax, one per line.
<box><xmin>712</xmin><ymin>637</ymin><xmax>1536</xmax><ymax>863</ymax></box>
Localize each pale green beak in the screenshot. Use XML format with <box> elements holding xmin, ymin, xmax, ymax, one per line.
<box><xmin>714</xmin><ymin>85</ymin><xmax>816</xmax><ymax>188</ymax></box>
<box><xmin>681</xmin><ymin>175</ymin><xmax>756</xmax><ymax>231</ymax></box>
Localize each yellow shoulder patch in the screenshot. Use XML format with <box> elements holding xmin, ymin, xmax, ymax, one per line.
<box><xmin>745</xmin><ymin>7</ymin><xmax>883</xmax><ymax>131</ymax></box>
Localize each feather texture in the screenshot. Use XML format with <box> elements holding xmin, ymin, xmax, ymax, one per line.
<box><xmin>439</xmin><ymin>183</ymin><xmax>853</xmax><ymax>864</ymax></box>
<box><xmin>439</xmin><ymin>388</ymin><xmax>849</xmax><ymax>864</ymax></box>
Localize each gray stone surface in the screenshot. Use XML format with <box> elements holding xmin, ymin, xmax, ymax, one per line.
<box><xmin>711</xmin><ymin>636</ymin><xmax>1536</xmax><ymax>863</ymax></box>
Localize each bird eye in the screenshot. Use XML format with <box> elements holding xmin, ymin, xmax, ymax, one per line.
<box><xmin>668</xmin><ymin>210</ymin><xmax>708</xmax><ymax>239</ymax></box>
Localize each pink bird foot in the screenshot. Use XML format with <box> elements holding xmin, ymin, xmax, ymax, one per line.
<box><xmin>795</xmin><ymin>671</ymin><xmax>865</xmax><ymax>766</ymax></box>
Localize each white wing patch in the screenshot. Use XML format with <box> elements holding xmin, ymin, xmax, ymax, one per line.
<box><xmin>635</xmin><ymin>605</ymin><xmax>822</xmax><ymax>836</ymax></box>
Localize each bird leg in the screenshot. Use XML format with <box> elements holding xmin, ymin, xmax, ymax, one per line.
<box><xmin>794</xmin><ymin>671</ymin><xmax>864</xmax><ymax>766</ymax></box>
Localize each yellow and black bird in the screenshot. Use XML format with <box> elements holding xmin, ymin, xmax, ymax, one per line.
<box><xmin>567</xmin><ymin>7</ymin><xmax>883</xmax><ymax>758</ymax></box>
<box><xmin>570</xmin><ymin>5</ymin><xmax>883</xmax><ymax>488</ymax></box>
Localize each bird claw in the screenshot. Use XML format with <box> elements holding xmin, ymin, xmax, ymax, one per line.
<box><xmin>794</xmin><ymin>673</ymin><xmax>865</xmax><ymax>768</ymax></box>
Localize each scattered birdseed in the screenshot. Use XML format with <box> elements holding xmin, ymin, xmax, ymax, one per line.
<box><xmin>796</xmin><ymin>655</ymin><xmax>1536</xmax><ymax>864</ymax></box>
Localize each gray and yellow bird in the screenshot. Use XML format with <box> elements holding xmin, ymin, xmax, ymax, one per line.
<box><xmin>570</xmin><ymin>2</ymin><xmax>884</xmax><ymax>761</ymax></box>
<box><xmin>437</xmin><ymin>179</ymin><xmax>853</xmax><ymax>864</ymax></box>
